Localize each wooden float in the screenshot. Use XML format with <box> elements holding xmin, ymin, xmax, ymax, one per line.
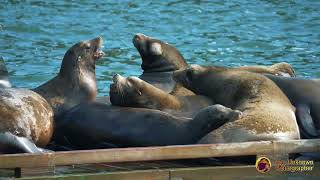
<box><xmin>0</xmin><ymin>139</ymin><xmax>319</xmax><ymax>179</ymax></box>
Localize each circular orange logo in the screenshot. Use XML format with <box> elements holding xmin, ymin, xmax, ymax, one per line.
<box><xmin>256</xmin><ymin>157</ymin><xmax>272</xmax><ymax>173</ymax></box>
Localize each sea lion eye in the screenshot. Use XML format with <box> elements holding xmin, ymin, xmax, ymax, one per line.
<box><xmin>84</xmin><ymin>44</ymin><xmax>91</xmax><ymax>50</ymax></box>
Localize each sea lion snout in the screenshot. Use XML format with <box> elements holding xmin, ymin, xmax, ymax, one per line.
<box><xmin>90</xmin><ymin>37</ymin><xmax>104</xmax><ymax>59</ymax></box>
<box><xmin>133</xmin><ymin>33</ymin><xmax>149</xmax><ymax>53</ymax></box>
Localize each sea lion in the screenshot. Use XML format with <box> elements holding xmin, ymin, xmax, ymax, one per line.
<box><xmin>173</xmin><ymin>65</ymin><xmax>300</xmax><ymax>144</ymax></box>
<box><xmin>133</xmin><ymin>33</ymin><xmax>190</xmax><ymax>94</ymax></box>
<box><xmin>265</xmin><ymin>75</ymin><xmax>320</xmax><ymax>139</ymax></box>
<box><xmin>109</xmin><ymin>74</ymin><xmax>213</xmax><ymax>118</ymax></box>
<box><xmin>33</xmin><ymin>37</ymin><xmax>104</xmax><ymax>118</ymax></box>
<box><xmin>0</xmin><ymin>57</ymin><xmax>11</xmax><ymax>88</ymax></box>
<box><xmin>96</xmin><ymin>33</ymin><xmax>193</xmax><ymax>104</ymax></box>
<box><xmin>55</xmin><ymin>103</ymin><xmax>242</xmax><ymax>149</ymax></box>
<box><xmin>0</xmin><ymin>87</ymin><xmax>54</xmax><ymax>153</ymax></box>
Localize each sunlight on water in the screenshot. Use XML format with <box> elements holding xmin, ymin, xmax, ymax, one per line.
<box><xmin>1</xmin><ymin>0</ymin><xmax>319</xmax><ymax>95</ymax></box>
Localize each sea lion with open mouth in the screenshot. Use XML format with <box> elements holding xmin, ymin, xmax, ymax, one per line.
<box><xmin>34</xmin><ymin>37</ymin><xmax>104</xmax><ymax>118</ymax></box>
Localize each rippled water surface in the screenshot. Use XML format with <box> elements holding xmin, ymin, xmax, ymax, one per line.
<box><xmin>1</xmin><ymin>0</ymin><xmax>320</xmax><ymax>95</ymax></box>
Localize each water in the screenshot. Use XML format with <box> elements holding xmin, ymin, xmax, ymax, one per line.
<box><xmin>1</xmin><ymin>0</ymin><xmax>320</xmax><ymax>96</ymax></box>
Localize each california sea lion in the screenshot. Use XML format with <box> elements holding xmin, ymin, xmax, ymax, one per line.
<box><xmin>133</xmin><ymin>33</ymin><xmax>190</xmax><ymax>93</ymax></box>
<box><xmin>110</xmin><ymin>74</ymin><xmax>213</xmax><ymax>118</ymax></box>
<box><xmin>265</xmin><ymin>75</ymin><xmax>320</xmax><ymax>139</ymax></box>
<box><xmin>96</xmin><ymin>33</ymin><xmax>194</xmax><ymax>104</ymax></box>
<box><xmin>56</xmin><ymin>103</ymin><xmax>241</xmax><ymax>149</ymax></box>
<box><xmin>173</xmin><ymin>65</ymin><xmax>300</xmax><ymax>143</ymax></box>
<box><xmin>0</xmin><ymin>60</ymin><xmax>54</xmax><ymax>153</ymax></box>
<box><xmin>33</xmin><ymin>37</ymin><xmax>104</xmax><ymax>118</ymax></box>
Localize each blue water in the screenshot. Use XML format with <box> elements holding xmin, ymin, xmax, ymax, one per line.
<box><xmin>1</xmin><ymin>0</ymin><xmax>320</xmax><ymax>96</ymax></box>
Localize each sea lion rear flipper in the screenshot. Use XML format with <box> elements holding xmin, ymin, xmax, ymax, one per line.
<box><xmin>0</xmin><ymin>132</ymin><xmax>43</xmax><ymax>153</ymax></box>
<box><xmin>0</xmin><ymin>57</ymin><xmax>11</xmax><ymax>88</ymax></box>
<box><xmin>296</xmin><ymin>104</ymin><xmax>319</xmax><ymax>138</ymax></box>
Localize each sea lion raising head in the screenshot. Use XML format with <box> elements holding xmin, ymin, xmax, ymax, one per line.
<box><xmin>133</xmin><ymin>33</ymin><xmax>188</xmax><ymax>73</ymax></box>
<box><xmin>34</xmin><ymin>37</ymin><xmax>104</xmax><ymax>117</ymax></box>
<box><xmin>110</xmin><ymin>74</ymin><xmax>182</xmax><ymax>110</ymax></box>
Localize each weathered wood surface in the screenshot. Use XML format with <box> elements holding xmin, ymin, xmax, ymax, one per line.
<box><xmin>16</xmin><ymin>165</ymin><xmax>320</xmax><ymax>180</ymax></box>
<box><xmin>0</xmin><ymin>139</ymin><xmax>319</xmax><ymax>169</ymax></box>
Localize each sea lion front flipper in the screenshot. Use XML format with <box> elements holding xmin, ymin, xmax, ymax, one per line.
<box><xmin>0</xmin><ymin>132</ymin><xmax>43</xmax><ymax>153</ymax></box>
<box><xmin>296</xmin><ymin>104</ymin><xmax>319</xmax><ymax>138</ymax></box>
<box><xmin>0</xmin><ymin>57</ymin><xmax>11</xmax><ymax>88</ymax></box>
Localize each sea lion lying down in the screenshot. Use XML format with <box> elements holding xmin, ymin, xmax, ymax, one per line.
<box><xmin>173</xmin><ymin>65</ymin><xmax>300</xmax><ymax>144</ymax></box>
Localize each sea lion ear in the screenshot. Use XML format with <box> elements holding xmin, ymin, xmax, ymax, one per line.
<box><xmin>150</xmin><ymin>42</ymin><xmax>162</xmax><ymax>55</ymax></box>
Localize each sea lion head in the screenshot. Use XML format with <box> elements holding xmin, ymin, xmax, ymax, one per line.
<box><xmin>270</xmin><ymin>62</ymin><xmax>296</xmax><ymax>77</ymax></box>
<box><xmin>173</xmin><ymin>64</ymin><xmax>208</xmax><ymax>93</ymax></box>
<box><xmin>110</xmin><ymin>74</ymin><xmax>150</xmax><ymax>108</ymax></box>
<box><xmin>132</xmin><ymin>33</ymin><xmax>188</xmax><ymax>73</ymax></box>
<box><xmin>59</xmin><ymin>37</ymin><xmax>104</xmax><ymax>77</ymax></box>
<box><xmin>192</xmin><ymin>104</ymin><xmax>243</xmax><ymax>135</ymax></box>
<box><xmin>200</xmin><ymin>104</ymin><xmax>243</xmax><ymax>122</ymax></box>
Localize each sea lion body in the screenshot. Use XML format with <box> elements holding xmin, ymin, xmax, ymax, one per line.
<box><xmin>110</xmin><ymin>74</ymin><xmax>213</xmax><ymax>118</ymax></box>
<box><xmin>0</xmin><ymin>88</ymin><xmax>54</xmax><ymax>153</ymax></box>
<box><xmin>174</xmin><ymin>65</ymin><xmax>300</xmax><ymax>144</ymax></box>
<box><xmin>56</xmin><ymin>103</ymin><xmax>241</xmax><ymax>149</ymax></box>
<box><xmin>34</xmin><ymin>37</ymin><xmax>104</xmax><ymax>118</ymax></box>
<box><xmin>266</xmin><ymin>75</ymin><xmax>320</xmax><ymax>138</ymax></box>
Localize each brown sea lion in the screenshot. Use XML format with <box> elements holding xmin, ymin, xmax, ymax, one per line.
<box><xmin>0</xmin><ymin>87</ymin><xmax>53</xmax><ymax>153</ymax></box>
<box><xmin>55</xmin><ymin>103</ymin><xmax>242</xmax><ymax>149</ymax></box>
<box><xmin>96</xmin><ymin>33</ymin><xmax>193</xmax><ymax>104</ymax></box>
<box><xmin>173</xmin><ymin>65</ymin><xmax>300</xmax><ymax>144</ymax></box>
<box><xmin>33</xmin><ymin>37</ymin><xmax>104</xmax><ymax>118</ymax></box>
<box><xmin>109</xmin><ymin>74</ymin><xmax>213</xmax><ymax>118</ymax></box>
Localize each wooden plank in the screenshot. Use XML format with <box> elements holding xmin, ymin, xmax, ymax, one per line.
<box><xmin>16</xmin><ymin>164</ymin><xmax>320</xmax><ymax>180</ymax></box>
<box><xmin>19</xmin><ymin>169</ymin><xmax>170</xmax><ymax>180</ymax></box>
<box><xmin>170</xmin><ymin>165</ymin><xmax>320</xmax><ymax>179</ymax></box>
<box><xmin>14</xmin><ymin>166</ymin><xmax>55</xmax><ymax>178</ymax></box>
<box><xmin>0</xmin><ymin>139</ymin><xmax>319</xmax><ymax>169</ymax></box>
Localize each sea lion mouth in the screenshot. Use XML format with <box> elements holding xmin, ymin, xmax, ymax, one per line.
<box><xmin>110</xmin><ymin>74</ymin><xmax>124</xmax><ymax>93</ymax></box>
<box><xmin>92</xmin><ymin>37</ymin><xmax>105</xmax><ymax>60</ymax></box>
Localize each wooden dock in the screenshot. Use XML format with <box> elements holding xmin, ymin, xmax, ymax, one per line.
<box><xmin>0</xmin><ymin>139</ymin><xmax>319</xmax><ymax>179</ymax></box>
